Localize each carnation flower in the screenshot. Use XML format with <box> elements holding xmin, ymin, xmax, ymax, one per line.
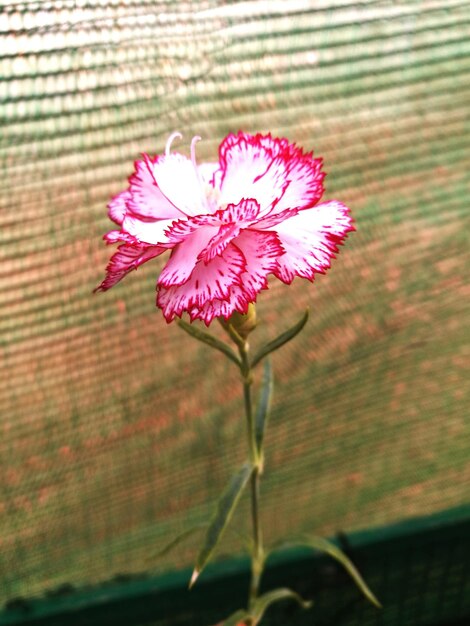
<box><xmin>95</xmin><ymin>131</ymin><xmax>354</xmax><ymax>324</ymax></box>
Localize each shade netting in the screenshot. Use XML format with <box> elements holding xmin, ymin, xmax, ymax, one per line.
<box><xmin>0</xmin><ymin>0</ymin><xmax>469</xmax><ymax>608</ymax></box>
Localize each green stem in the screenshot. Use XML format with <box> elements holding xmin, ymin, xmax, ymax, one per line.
<box><xmin>239</xmin><ymin>342</ymin><xmax>264</xmax><ymax>609</ymax></box>
<box><xmin>249</xmin><ymin>468</ymin><xmax>263</xmax><ymax>605</ymax></box>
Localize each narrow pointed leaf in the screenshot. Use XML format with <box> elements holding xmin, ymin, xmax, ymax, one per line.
<box><xmin>250</xmin><ymin>588</ymin><xmax>312</xmax><ymax>622</ymax></box>
<box><xmin>254</xmin><ymin>359</ymin><xmax>273</xmax><ymax>454</ymax></box>
<box><xmin>304</xmin><ymin>536</ymin><xmax>381</xmax><ymax>608</ymax></box>
<box><xmin>189</xmin><ymin>569</ymin><xmax>199</xmax><ymax>589</ymax></box>
<box><xmin>251</xmin><ymin>309</ymin><xmax>309</xmax><ymax>368</ymax></box>
<box><xmin>146</xmin><ymin>524</ymin><xmax>205</xmax><ymax>565</ymax></box>
<box><xmin>191</xmin><ymin>462</ymin><xmax>253</xmax><ymax>587</ymax></box>
<box><xmin>178</xmin><ymin>318</ymin><xmax>241</xmax><ymax>367</ymax></box>
<box><xmin>222</xmin><ymin>609</ymin><xmax>250</xmax><ymax>626</ymax></box>
<box><xmin>268</xmin><ymin>536</ymin><xmax>381</xmax><ymax>608</ymax></box>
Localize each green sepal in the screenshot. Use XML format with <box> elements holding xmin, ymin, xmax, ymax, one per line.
<box><xmin>177</xmin><ymin>319</ymin><xmax>241</xmax><ymax>368</ymax></box>
<box><xmin>190</xmin><ymin>462</ymin><xmax>253</xmax><ymax>588</ymax></box>
<box><xmin>269</xmin><ymin>536</ymin><xmax>381</xmax><ymax>609</ymax></box>
<box><xmin>218</xmin><ymin>318</ymin><xmax>246</xmax><ymax>349</ymax></box>
<box><xmin>251</xmin><ymin>308</ymin><xmax>309</xmax><ymax>369</ymax></box>
<box><xmin>250</xmin><ymin>588</ymin><xmax>312</xmax><ymax>622</ymax></box>
<box><xmin>254</xmin><ymin>359</ymin><xmax>273</xmax><ymax>457</ymax></box>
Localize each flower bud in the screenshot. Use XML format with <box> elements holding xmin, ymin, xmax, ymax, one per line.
<box><xmin>220</xmin><ymin>304</ymin><xmax>257</xmax><ymax>341</ymax></box>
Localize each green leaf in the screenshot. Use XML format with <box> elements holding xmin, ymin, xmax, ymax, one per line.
<box><xmin>146</xmin><ymin>524</ymin><xmax>205</xmax><ymax>565</ymax></box>
<box><xmin>251</xmin><ymin>309</ymin><xmax>309</xmax><ymax>368</ymax></box>
<box><xmin>269</xmin><ymin>536</ymin><xmax>381</xmax><ymax>609</ymax></box>
<box><xmin>304</xmin><ymin>536</ymin><xmax>381</xmax><ymax>608</ymax></box>
<box><xmin>222</xmin><ymin>609</ymin><xmax>250</xmax><ymax>626</ymax></box>
<box><xmin>190</xmin><ymin>462</ymin><xmax>253</xmax><ymax>588</ymax></box>
<box><xmin>250</xmin><ymin>588</ymin><xmax>312</xmax><ymax>622</ymax></box>
<box><xmin>254</xmin><ymin>359</ymin><xmax>273</xmax><ymax>455</ymax></box>
<box><xmin>147</xmin><ymin>524</ymin><xmax>251</xmax><ymax>569</ymax></box>
<box><xmin>177</xmin><ymin>319</ymin><xmax>241</xmax><ymax>368</ymax></box>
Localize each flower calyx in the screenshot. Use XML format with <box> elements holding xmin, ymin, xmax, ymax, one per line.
<box><xmin>219</xmin><ymin>304</ymin><xmax>257</xmax><ymax>343</ymax></box>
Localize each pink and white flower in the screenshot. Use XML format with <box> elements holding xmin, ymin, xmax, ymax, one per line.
<box><xmin>95</xmin><ymin>131</ymin><xmax>354</xmax><ymax>325</ymax></box>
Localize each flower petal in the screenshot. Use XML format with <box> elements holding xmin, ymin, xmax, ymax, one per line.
<box><xmin>247</xmin><ymin>133</ymin><xmax>325</xmax><ymax>214</ymax></box>
<box><xmin>218</xmin><ymin>132</ymin><xmax>289</xmax><ymax>213</ymax></box>
<box><xmin>152</xmin><ymin>153</ymin><xmax>208</xmax><ymax>217</ymax></box>
<box><xmin>272</xmin><ymin>200</ymin><xmax>354</xmax><ymax>284</ymax></box>
<box><xmin>157</xmin><ymin>243</ymin><xmax>246</xmax><ymax>322</ymax></box>
<box><xmin>218</xmin><ymin>132</ymin><xmax>325</xmax><ymax>219</ymax></box>
<box><xmin>201</xmin><ymin>222</ymin><xmax>243</xmax><ymax>263</ymax></box>
<box><xmin>221</xmin><ymin>198</ymin><xmax>260</xmax><ymax>224</ymax></box>
<box><xmin>188</xmin><ymin>229</ymin><xmax>283</xmax><ymax>324</ymax></box>
<box><xmin>164</xmin><ymin>198</ymin><xmax>261</xmax><ymax>264</ymax></box>
<box><xmin>200</xmin><ymin>198</ymin><xmax>261</xmax><ymax>262</ymax></box>
<box><xmin>158</xmin><ymin>226</ymin><xmax>218</xmax><ymax>287</ymax></box>
<box><xmin>94</xmin><ymin>243</ymin><xmax>166</xmax><ymax>292</ymax></box>
<box><xmin>104</xmin><ymin>230</ymin><xmax>140</xmax><ymax>245</ymax></box>
<box><xmin>271</xmin><ymin>146</ymin><xmax>325</xmax><ymax>215</ymax></box>
<box><xmin>108</xmin><ymin>190</ymin><xmax>130</xmax><ymax>225</ymax></box>
<box><xmin>232</xmin><ymin>229</ymin><xmax>283</xmax><ymax>300</ymax></box>
<box><xmin>127</xmin><ymin>155</ymin><xmax>187</xmax><ymax>219</ymax></box>
<box><xmin>122</xmin><ymin>214</ymin><xmax>176</xmax><ymax>246</ymax></box>
<box><xmin>198</xmin><ymin>162</ymin><xmax>219</xmax><ymax>188</ymax></box>
<box><xmin>255</xmin><ymin>206</ymin><xmax>299</xmax><ymax>229</ymax></box>
<box><xmin>166</xmin><ymin>213</ymin><xmax>219</xmax><ymax>245</ymax></box>
<box><xmin>188</xmin><ymin>292</ymin><xmax>249</xmax><ymax>326</ymax></box>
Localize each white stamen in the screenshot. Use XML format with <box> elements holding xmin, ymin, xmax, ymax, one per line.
<box><xmin>190</xmin><ymin>135</ymin><xmax>202</xmax><ymax>169</ymax></box>
<box><xmin>165</xmin><ymin>131</ymin><xmax>182</xmax><ymax>156</ymax></box>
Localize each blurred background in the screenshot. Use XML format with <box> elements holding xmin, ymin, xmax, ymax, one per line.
<box><xmin>0</xmin><ymin>1</ymin><xmax>469</xmax><ymax>625</ymax></box>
